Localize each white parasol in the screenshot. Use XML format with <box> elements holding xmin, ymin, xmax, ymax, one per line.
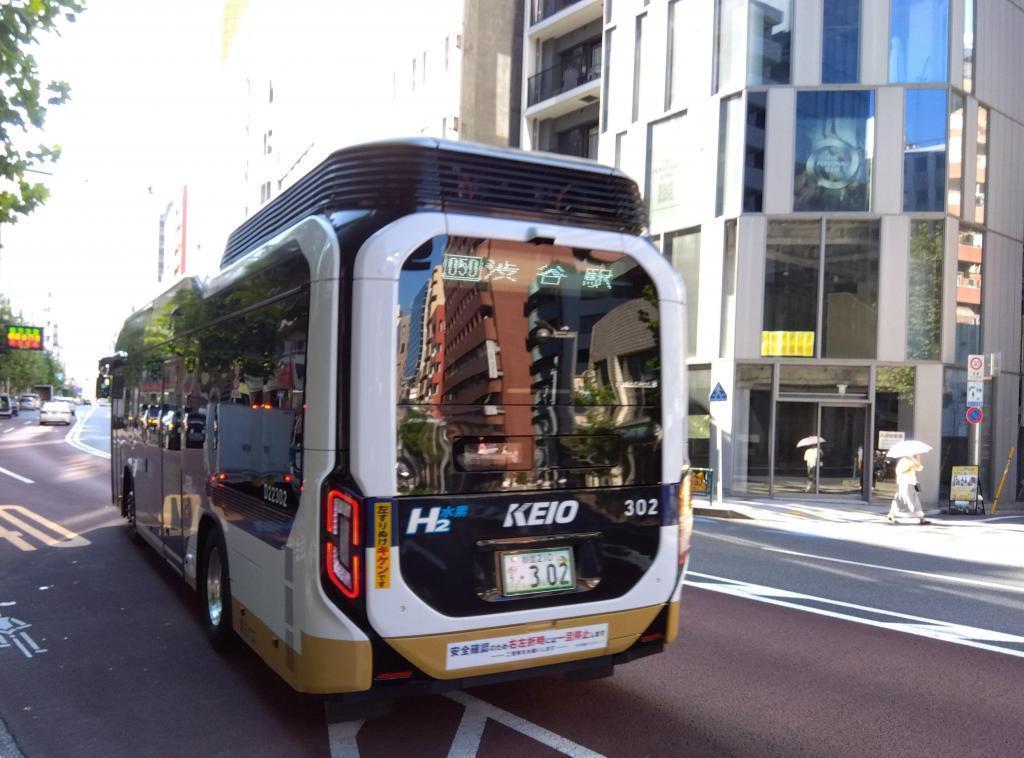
<box><xmin>796</xmin><ymin>436</ymin><xmax>825</xmax><ymax>448</ymax></box>
<box><xmin>885</xmin><ymin>440</ymin><xmax>933</xmax><ymax>459</ymax></box>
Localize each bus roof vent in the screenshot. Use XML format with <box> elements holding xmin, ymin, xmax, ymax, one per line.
<box><xmin>220</xmin><ymin>139</ymin><xmax>647</xmax><ymax>269</ymax></box>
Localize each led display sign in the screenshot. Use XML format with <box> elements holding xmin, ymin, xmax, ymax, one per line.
<box><xmin>3</xmin><ymin>325</ymin><xmax>44</xmax><ymax>351</ymax></box>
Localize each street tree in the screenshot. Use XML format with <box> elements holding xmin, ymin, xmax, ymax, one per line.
<box><xmin>1</xmin><ymin>0</ymin><xmax>84</xmax><ymax>225</ymax></box>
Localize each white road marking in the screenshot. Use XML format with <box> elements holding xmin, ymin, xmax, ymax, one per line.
<box><xmin>3</xmin><ymin>428</ymin><xmax>13</xmax><ymax>434</ymax></box>
<box><xmin>0</xmin><ymin>466</ymin><xmax>33</xmax><ymax>485</ymax></box>
<box><xmin>686</xmin><ymin>571</ymin><xmax>1024</xmax><ymax>658</ymax></box>
<box><xmin>0</xmin><ymin>506</ymin><xmax>89</xmax><ymax>550</ymax></box>
<box><xmin>327</xmin><ymin>718</ymin><xmax>365</xmax><ymax>758</ymax></box>
<box><xmin>22</xmin><ymin>420</ymin><xmax>31</xmax><ymax>426</ymax></box>
<box><xmin>63</xmin><ymin>406</ymin><xmax>110</xmax><ymax>460</ymax></box>
<box><xmin>762</xmin><ymin>546</ymin><xmax>1024</xmax><ymax>595</ymax></box>
<box><xmin>444</xmin><ymin>691</ymin><xmax>605</xmax><ymax>757</ymax></box>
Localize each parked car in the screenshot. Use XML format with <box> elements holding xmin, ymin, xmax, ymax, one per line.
<box><xmin>0</xmin><ymin>394</ymin><xmax>18</xmax><ymax>418</ymax></box>
<box><xmin>39</xmin><ymin>400</ymin><xmax>73</xmax><ymax>426</ymax></box>
<box><xmin>20</xmin><ymin>393</ymin><xmax>41</xmax><ymax>410</ymax></box>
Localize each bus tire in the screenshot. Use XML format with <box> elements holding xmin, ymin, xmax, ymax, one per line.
<box><xmin>200</xmin><ymin>529</ymin><xmax>235</xmax><ymax>651</ymax></box>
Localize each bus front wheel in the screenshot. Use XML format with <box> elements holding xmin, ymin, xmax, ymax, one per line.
<box><xmin>200</xmin><ymin>530</ymin><xmax>235</xmax><ymax>651</ymax></box>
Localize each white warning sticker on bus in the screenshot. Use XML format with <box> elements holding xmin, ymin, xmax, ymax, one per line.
<box><xmin>444</xmin><ymin>623</ymin><xmax>608</xmax><ymax>670</ymax></box>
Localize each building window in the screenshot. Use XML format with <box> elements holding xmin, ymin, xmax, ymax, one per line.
<box><xmin>614</xmin><ymin>131</ymin><xmax>626</xmax><ymax>168</ymax></box>
<box><xmin>602</xmin><ymin>27</ymin><xmax>614</xmax><ymax>131</ymax></box>
<box><xmin>948</xmin><ymin>92</ymin><xmax>965</xmax><ymax>216</ymax></box>
<box><xmin>263</xmin><ymin>129</ymin><xmax>273</xmax><ymax>156</ymax></box>
<box><xmin>260</xmin><ymin>181</ymin><xmax>271</xmax><ymax>204</ymax></box>
<box><xmin>632</xmin><ymin>13</ymin><xmax>646</xmax><ymax>122</ymax></box>
<box><xmin>665</xmin><ymin>0</ymin><xmax>686</xmax><ymax>110</ymax></box>
<box><xmin>667</xmin><ymin>227</ymin><xmax>701</xmax><ymax>357</ymax></box>
<box><xmin>716</xmin><ymin>94</ymin><xmax>743</xmax><ymax>216</ymax></box>
<box><xmin>975</xmin><ymin>105</ymin><xmax>988</xmax><ymax>225</ymax></box>
<box><xmin>731</xmin><ymin>364</ymin><xmax>773</xmax><ymax>495</ymax></box>
<box><xmin>720</xmin><ymin>220</ymin><xmax>737</xmax><ymax>358</ymax></box>
<box><xmin>747</xmin><ymin>0</ymin><xmax>791</xmax><ymax>86</ymax></box>
<box><xmin>822</xmin><ymin>0</ymin><xmax>860</xmax><ymax>83</ymax></box>
<box><xmin>422</xmin><ymin>51</ymin><xmax>428</xmax><ymax>85</ymax></box>
<box><xmin>556</xmin><ymin>122</ymin><xmax>599</xmax><ymax>159</ymax></box>
<box><xmin>903</xmin><ymin>89</ymin><xmax>947</xmax><ymax>212</ymax></box>
<box><xmin>764</xmin><ymin>219</ymin><xmax>879</xmax><ymax>359</ymax></box>
<box><xmin>714</xmin><ymin>0</ymin><xmax>745</xmax><ymax>93</ymax></box>
<box><xmin>411</xmin><ymin>58</ymin><xmax>417</xmax><ymax>91</ymax></box>
<box><xmin>445</xmin><ymin>36</ymin><xmax>450</xmax><ymax>70</ymax></box>
<box><xmin>794</xmin><ymin>90</ymin><xmax>874</xmax><ymax>213</ymax></box>
<box><xmin>764</xmin><ymin>220</ymin><xmax>821</xmax><ymax>353</ymax></box>
<box><xmin>956</xmin><ymin>227</ymin><xmax>983</xmax><ymax>364</ymax></box>
<box><xmin>907</xmin><ymin>220</ymin><xmax>944</xmax><ymax>361</ymax></box>
<box><xmin>714</xmin><ymin>0</ymin><xmax>791</xmax><ymax>93</ymax></box>
<box><xmin>963</xmin><ymin>0</ymin><xmax>976</xmax><ymax>92</ymax></box>
<box><xmin>744</xmin><ymin>91</ymin><xmax>766</xmax><ymax>212</ymax></box>
<box><xmin>268</xmin><ymin>80</ymin><xmax>274</xmax><ymax>103</ymax></box>
<box><xmin>823</xmin><ymin>220</ymin><xmax>879</xmax><ymax>358</ymax></box>
<box><xmin>889</xmin><ymin>0</ymin><xmax>949</xmax><ymax>83</ymax></box>
<box><xmin>688</xmin><ymin>366</ymin><xmax>711</xmax><ymax>469</ymax></box>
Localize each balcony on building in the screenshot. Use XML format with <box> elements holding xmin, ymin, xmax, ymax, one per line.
<box><xmin>526</xmin><ymin>39</ymin><xmax>601</xmax><ymax>128</ymax></box>
<box><xmin>529</xmin><ymin>0</ymin><xmax>602</xmax><ymax>39</ymax></box>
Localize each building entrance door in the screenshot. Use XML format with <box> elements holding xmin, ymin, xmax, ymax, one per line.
<box><xmin>774</xmin><ymin>402</ymin><xmax>867</xmax><ymax>498</ymax></box>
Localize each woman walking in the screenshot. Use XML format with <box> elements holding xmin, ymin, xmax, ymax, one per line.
<box><xmin>888</xmin><ymin>454</ymin><xmax>931</xmax><ymax>525</ymax></box>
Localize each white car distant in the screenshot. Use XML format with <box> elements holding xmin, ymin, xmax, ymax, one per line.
<box><xmin>39</xmin><ymin>401</ymin><xmax>74</xmax><ymax>426</ymax></box>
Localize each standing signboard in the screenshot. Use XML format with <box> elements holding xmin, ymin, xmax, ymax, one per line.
<box><xmin>948</xmin><ymin>465</ymin><xmax>983</xmax><ymax>514</ymax></box>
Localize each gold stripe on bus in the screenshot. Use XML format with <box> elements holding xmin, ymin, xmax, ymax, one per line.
<box><xmin>232</xmin><ymin>601</ymin><xmax>372</xmax><ymax>694</ymax></box>
<box><xmin>374</xmin><ymin>501</ymin><xmax>391</xmax><ymax>589</ymax></box>
<box><xmin>384</xmin><ymin>603</ymin><xmax>665</xmax><ymax>680</ymax></box>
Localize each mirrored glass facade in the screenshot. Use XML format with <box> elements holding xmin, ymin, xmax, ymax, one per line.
<box><xmin>823</xmin><ymin>221</ymin><xmax>879</xmax><ymax>359</ymax></box>
<box><xmin>667</xmin><ymin>228</ymin><xmax>701</xmax><ymax>357</ymax></box>
<box><xmin>955</xmin><ymin>227</ymin><xmax>983</xmax><ymax>365</ymax></box>
<box><xmin>975</xmin><ymin>105</ymin><xmax>988</xmax><ymax>224</ymax></box>
<box><xmin>903</xmin><ymin>89</ymin><xmax>947</xmax><ymax>212</ymax></box>
<box><xmin>764</xmin><ymin>220</ymin><xmax>821</xmax><ymax>346</ymax></box>
<box><xmin>889</xmin><ymin>0</ymin><xmax>949</xmax><ymax>83</ymax></box>
<box><xmin>822</xmin><ymin>0</ymin><xmax>860</xmax><ymax>83</ymax></box>
<box><xmin>715</xmin><ymin>0</ymin><xmax>791</xmax><ymax>92</ymax></box>
<box><xmin>907</xmin><ymin>221</ymin><xmax>944</xmax><ymax>361</ymax></box>
<box><xmin>794</xmin><ymin>90</ymin><xmax>874</xmax><ymax>212</ymax></box>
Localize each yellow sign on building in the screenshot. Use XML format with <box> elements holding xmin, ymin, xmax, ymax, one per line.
<box><xmin>761</xmin><ymin>331</ymin><xmax>815</xmax><ymax>357</ymax></box>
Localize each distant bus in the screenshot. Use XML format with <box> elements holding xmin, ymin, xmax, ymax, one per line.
<box><xmin>102</xmin><ymin>139</ymin><xmax>691</xmax><ymax>698</ymax></box>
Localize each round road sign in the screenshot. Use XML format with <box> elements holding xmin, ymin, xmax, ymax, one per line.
<box><xmin>966</xmin><ymin>406</ymin><xmax>984</xmax><ymax>425</ymax></box>
<box><xmin>968</xmin><ymin>355</ymin><xmax>984</xmax><ymax>373</ymax></box>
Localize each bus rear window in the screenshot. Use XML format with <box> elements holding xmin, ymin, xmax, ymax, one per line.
<box><xmin>395</xmin><ymin>236</ymin><xmax>661</xmax><ymax>495</ymax></box>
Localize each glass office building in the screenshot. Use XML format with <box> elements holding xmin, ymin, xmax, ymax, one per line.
<box><xmin>524</xmin><ymin>0</ymin><xmax>1024</xmax><ymax>503</ymax></box>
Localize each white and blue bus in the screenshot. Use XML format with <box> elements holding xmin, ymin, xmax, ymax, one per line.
<box><xmin>103</xmin><ymin>139</ymin><xmax>691</xmax><ymax>698</ymax></box>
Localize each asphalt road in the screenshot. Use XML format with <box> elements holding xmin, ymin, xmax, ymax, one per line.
<box><xmin>2</xmin><ymin>407</ymin><xmax>1023</xmax><ymax>757</ymax></box>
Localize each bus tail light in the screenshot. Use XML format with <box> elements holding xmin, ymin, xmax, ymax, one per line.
<box><xmin>324</xmin><ymin>489</ymin><xmax>361</xmax><ymax>599</ymax></box>
<box><xmin>678</xmin><ymin>469</ymin><xmax>693</xmax><ymax>565</ymax></box>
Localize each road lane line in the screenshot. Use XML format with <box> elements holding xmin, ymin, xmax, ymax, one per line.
<box><xmin>0</xmin><ymin>466</ymin><xmax>33</xmax><ymax>484</ymax></box>
<box><xmin>63</xmin><ymin>406</ymin><xmax>110</xmax><ymax>460</ymax></box>
<box><xmin>3</xmin><ymin>428</ymin><xmax>13</xmax><ymax>434</ymax></box>
<box><xmin>761</xmin><ymin>546</ymin><xmax>1024</xmax><ymax>595</ymax></box>
<box><xmin>22</xmin><ymin>420</ymin><xmax>31</xmax><ymax>426</ymax></box>
<box><xmin>686</xmin><ymin>571</ymin><xmax>1024</xmax><ymax>659</ymax></box>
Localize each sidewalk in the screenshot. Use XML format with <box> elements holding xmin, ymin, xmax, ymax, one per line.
<box><xmin>694</xmin><ymin>496</ymin><xmax>1024</xmax><ymax>524</ymax></box>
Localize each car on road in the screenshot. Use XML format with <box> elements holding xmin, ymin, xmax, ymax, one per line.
<box><xmin>19</xmin><ymin>393</ymin><xmax>41</xmax><ymax>410</ymax></box>
<box><xmin>53</xmin><ymin>396</ymin><xmax>77</xmax><ymax>416</ymax></box>
<box><xmin>39</xmin><ymin>400</ymin><xmax>74</xmax><ymax>426</ymax></box>
<box><xmin>0</xmin><ymin>394</ymin><xmax>19</xmax><ymax>418</ymax></box>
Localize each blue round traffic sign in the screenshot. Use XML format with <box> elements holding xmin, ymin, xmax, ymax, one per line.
<box><xmin>966</xmin><ymin>406</ymin><xmax>984</xmax><ymax>425</ymax></box>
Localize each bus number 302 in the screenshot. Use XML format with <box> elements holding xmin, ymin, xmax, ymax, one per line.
<box><xmin>624</xmin><ymin>498</ymin><xmax>658</xmax><ymax>516</ymax></box>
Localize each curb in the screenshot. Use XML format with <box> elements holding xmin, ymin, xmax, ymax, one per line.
<box><xmin>693</xmin><ymin>506</ymin><xmax>754</xmax><ymax>520</ymax></box>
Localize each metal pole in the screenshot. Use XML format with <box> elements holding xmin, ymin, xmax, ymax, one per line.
<box><xmin>992</xmin><ymin>446</ymin><xmax>1015</xmax><ymax>514</ymax></box>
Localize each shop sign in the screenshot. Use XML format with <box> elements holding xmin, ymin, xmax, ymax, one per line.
<box><xmin>950</xmin><ymin>465</ymin><xmax>980</xmax><ymax>506</ymax></box>
<box><xmin>877</xmin><ymin>431</ymin><xmax>905</xmax><ymax>450</ymax></box>
<box><xmin>761</xmin><ymin>331</ymin><xmax>814</xmax><ymax>357</ymax></box>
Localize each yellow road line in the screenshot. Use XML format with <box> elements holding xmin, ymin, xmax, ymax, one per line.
<box><xmin>0</xmin><ymin>505</ymin><xmax>89</xmax><ymax>547</ymax></box>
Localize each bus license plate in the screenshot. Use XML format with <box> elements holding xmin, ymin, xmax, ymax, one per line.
<box><xmin>500</xmin><ymin>548</ymin><xmax>575</xmax><ymax>596</ymax></box>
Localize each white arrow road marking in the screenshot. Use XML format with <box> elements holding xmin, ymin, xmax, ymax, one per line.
<box><xmin>3</xmin><ymin>428</ymin><xmax>14</xmax><ymax>434</ymax></box>
<box><xmin>327</xmin><ymin>718</ymin><xmax>365</xmax><ymax>758</ymax></box>
<box><xmin>0</xmin><ymin>466</ymin><xmax>33</xmax><ymax>485</ymax></box>
<box><xmin>686</xmin><ymin>571</ymin><xmax>1024</xmax><ymax>658</ymax></box>
<box><xmin>444</xmin><ymin>691</ymin><xmax>605</xmax><ymax>757</ymax></box>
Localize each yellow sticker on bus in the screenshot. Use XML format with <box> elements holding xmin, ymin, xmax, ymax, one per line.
<box><xmin>374</xmin><ymin>502</ymin><xmax>391</xmax><ymax>589</ymax></box>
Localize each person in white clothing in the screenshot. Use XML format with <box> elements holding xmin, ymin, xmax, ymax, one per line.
<box><xmin>887</xmin><ymin>454</ymin><xmax>930</xmax><ymax>524</ymax></box>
